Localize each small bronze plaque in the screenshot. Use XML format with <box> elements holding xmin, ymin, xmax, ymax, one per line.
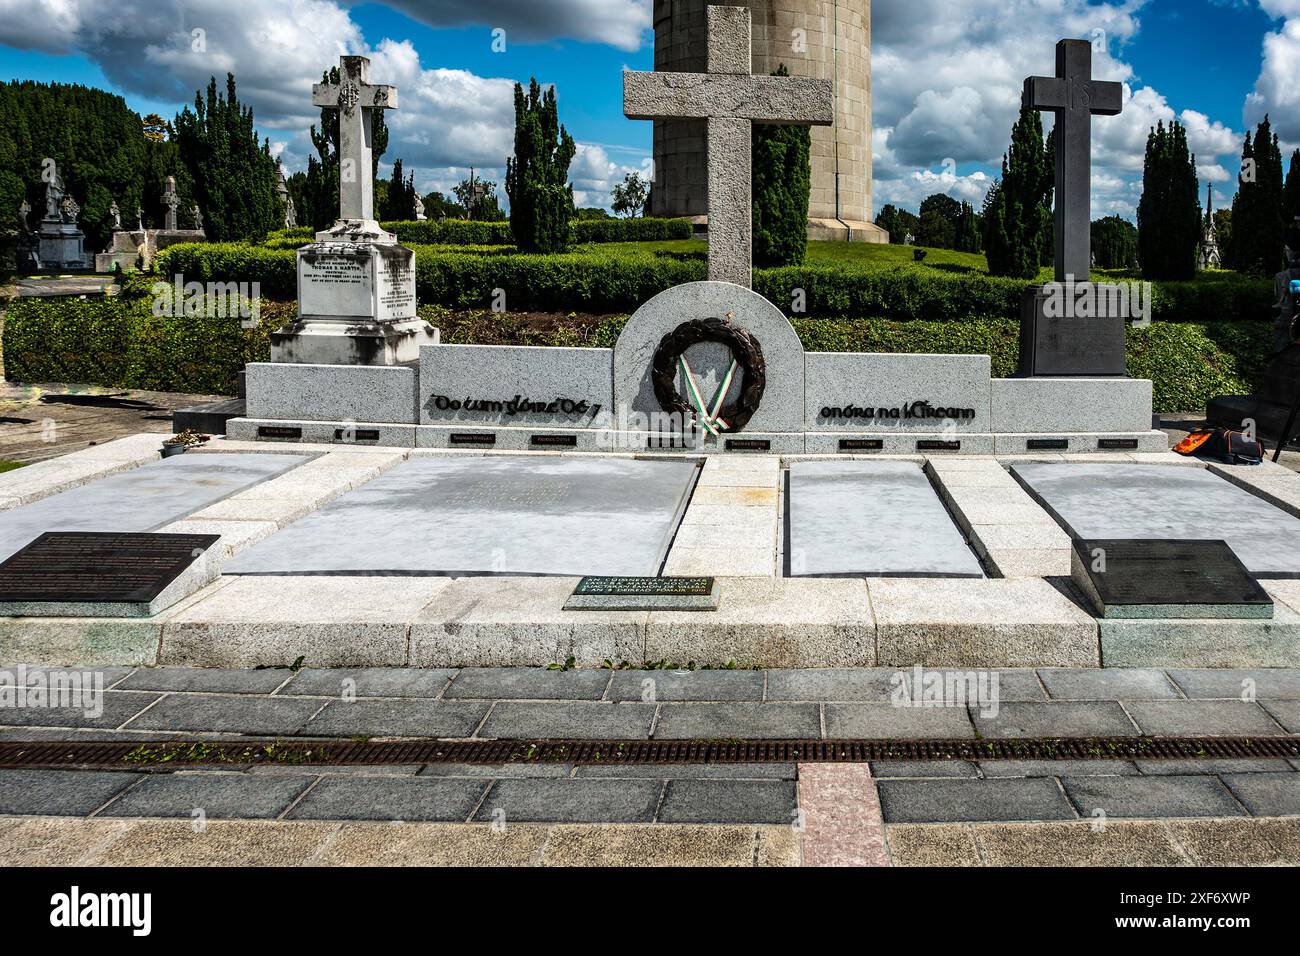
<box><xmin>0</xmin><ymin>532</ymin><xmax>220</xmax><ymax>604</ymax></box>
<box><xmin>258</xmin><ymin>425</ymin><xmax>302</xmax><ymax>440</ymax></box>
<box><xmin>531</xmin><ymin>435</ymin><xmax>578</xmax><ymax>448</ymax></box>
<box><xmin>917</xmin><ymin>440</ymin><xmax>961</xmax><ymax>452</ymax></box>
<box><xmin>335</xmin><ymin>428</ymin><xmax>380</xmax><ymax>442</ymax></box>
<box><xmin>450</xmin><ymin>433</ymin><xmax>497</xmax><ymax>447</ymax></box>
<box><xmin>1028</xmin><ymin>439</ymin><xmax>1070</xmax><ymax>450</ymax></box>
<box><xmin>840</xmin><ymin>439</ymin><xmax>885</xmax><ymax>452</ymax></box>
<box><xmin>725</xmin><ymin>439</ymin><xmax>771</xmax><ymax>452</ymax></box>
<box><xmin>1099</xmin><ymin>439</ymin><xmax>1140</xmax><ymax>450</ymax></box>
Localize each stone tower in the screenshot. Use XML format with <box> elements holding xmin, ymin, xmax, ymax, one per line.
<box><xmin>650</xmin><ymin>0</ymin><xmax>887</xmax><ymax>242</ymax></box>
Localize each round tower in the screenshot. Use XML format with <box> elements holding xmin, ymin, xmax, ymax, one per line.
<box><xmin>650</xmin><ymin>0</ymin><xmax>887</xmax><ymax>242</ymax></box>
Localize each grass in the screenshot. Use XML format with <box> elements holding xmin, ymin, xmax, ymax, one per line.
<box><xmin>0</xmin><ymin>461</ymin><xmax>24</xmax><ymax>474</ymax></box>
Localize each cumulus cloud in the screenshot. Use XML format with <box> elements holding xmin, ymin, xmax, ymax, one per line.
<box><xmin>374</xmin><ymin>0</ymin><xmax>651</xmax><ymax>53</ymax></box>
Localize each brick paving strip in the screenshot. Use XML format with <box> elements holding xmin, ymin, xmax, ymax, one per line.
<box><xmin>797</xmin><ymin>763</ymin><xmax>889</xmax><ymax>866</ymax></box>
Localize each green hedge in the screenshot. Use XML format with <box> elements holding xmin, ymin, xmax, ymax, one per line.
<box><xmin>154</xmin><ymin>241</ymin><xmax>1273</xmax><ymax>325</ymax></box>
<box><xmin>262</xmin><ymin>217</ymin><xmax>692</xmax><ymax>248</ymax></box>
<box><xmin>4</xmin><ymin>289</ymin><xmax>1268</xmax><ymax>412</ymax></box>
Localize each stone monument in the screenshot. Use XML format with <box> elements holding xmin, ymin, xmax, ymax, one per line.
<box><xmin>1018</xmin><ymin>39</ymin><xmax>1127</xmax><ymax>377</ymax></box>
<box><xmin>162</xmin><ymin>176</ymin><xmax>181</xmax><ymax>231</ymax></box>
<box><xmin>34</xmin><ymin>172</ymin><xmax>91</xmax><ymax>271</ymax></box>
<box><xmin>96</xmin><ymin>179</ymin><xmax>205</xmax><ymax>274</ymax></box>
<box><xmin>269</xmin><ymin>55</ymin><xmax>437</xmax><ymax>366</ymax></box>
<box><xmin>1200</xmin><ymin>184</ymin><xmax>1222</xmax><ymax>271</ymax></box>
<box><xmin>413</xmin><ymin>193</ymin><xmax>427</xmax><ymax>221</ymax></box>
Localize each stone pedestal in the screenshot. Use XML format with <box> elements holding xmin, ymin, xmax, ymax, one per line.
<box><xmin>270</xmin><ymin>222</ymin><xmax>437</xmax><ymax>366</ymax></box>
<box><xmin>95</xmin><ymin>230</ymin><xmax>147</xmax><ymax>273</ymax></box>
<box><xmin>36</xmin><ymin>221</ymin><xmax>90</xmax><ymax>271</ymax></box>
<box><xmin>1017</xmin><ymin>284</ymin><xmax>1127</xmax><ymax>377</ymax></box>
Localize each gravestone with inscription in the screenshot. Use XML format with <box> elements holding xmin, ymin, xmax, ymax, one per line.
<box><xmin>270</xmin><ymin>56</ymin><xmax>437</xmax><ymax>366</ymax></box>
<box><xmin>1019</xmin><ymin>39</ymin><xmax>1127</xmax><ymax>377</ymax></box>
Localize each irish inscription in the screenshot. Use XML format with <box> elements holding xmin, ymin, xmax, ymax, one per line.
<box><xmin>819</xmin><ymin>401</ymin><xmax>978</xmax><ymax>424</ymax></box>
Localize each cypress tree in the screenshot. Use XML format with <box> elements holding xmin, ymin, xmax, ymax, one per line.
<box><xmin>1091</xmin><ymin>216</ymin><xmax>1138</xmax><ymax>270</ymax></box>
<box><xmin>505</xmin><ymin>78</ymin><xmax>576</xmax><ymax>254</ymax></box>
<box><xmin>983</xmin><ymin>107</ymin><xmax>1053</xmax><ymax>278</ymax></box>
<box><xmin>1284</xmin><ymin>148</ymin><xmax>1300</xmax><ymax>227</ymax></box>
<box><xmin>1136</xmin><ymin>121</ymin><xmax>1201</xmax><ymax>280</ymax></box>
<box><xmin>1231</xmin><ymin>117</ymin><xmax>1285</xmax><ymax>276</ymax></box>
<box><xmin>173</xmin><ymin>74</ymin><xmax>280</xmax><ymax>241</ymax></box>
<box><xmin>752</xmin><ymin>64</ymin><xmax>812</xmax><ymax>266</ymax></box>
<box><xmin>379</xmin><ymin>159</ymin><xmax>416</xmax><ymax>221</ymax></box>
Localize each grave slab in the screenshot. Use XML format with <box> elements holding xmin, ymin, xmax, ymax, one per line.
<box><xmin>0</xmin><ymin>453</ymin><xmax>307</xmax><ymax>563</ymax></box>
<box><xmin>225</xmin><ymin>456</ymin><xmax>699</xmax><ymax>577</ymax></box>
<box><xmin>1012</xmin><ymin>462</ymin><xmax>1300</xmax><ymax>578</ymax></box>
<box><xmin>785</xmin><ymin>460</ymin><xmax>984</xmax><ymax>578</ymax></box>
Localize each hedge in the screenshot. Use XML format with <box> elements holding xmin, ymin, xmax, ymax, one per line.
<box><xmin>262</xmin><ymin>217</ymin><xmax>692</xmax><ymax>248</ymax></box>
<box><xmin>1</xmin><ymin>290</ymin><xmax>1272</xmax><ymax>412</ymax></box>
<box><xmin>153</xmin><ymin>241</ymin><xmax>1273</xmax><ymax>326</ymax></box>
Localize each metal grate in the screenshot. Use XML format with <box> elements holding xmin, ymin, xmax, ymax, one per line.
<box><xmin>0</xmin><ymin>736</ymin><xmax>1296</xmax><ymax>769</ymax></box>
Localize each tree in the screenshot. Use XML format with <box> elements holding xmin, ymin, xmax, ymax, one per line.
<box><xmin>1231</xmin><ymin>116</ymin><xmax>1286</xmax><ymax>276</ymax></box>
<box><xmin>983</xmin><ymin>107</ymin><xmax>1054</xmax><ymax>278</ymax></box>
<box><xmin>505</xmin><ymin>78</ymin><xmax>576</xmax><ymax>253</ymax></box>
<box><xmin>300</xmin><ymin>65</ymin><xmax>389</xmax><ymax>232</ymax></box>
<box><xmin>421</xmin><ymin>191</ymin><xmax>462</xmax><ymax>221</ymax></box>
<box><xmin>1213</xmin><ymin>207</ymin><xmax>1234</xmax><ymax>266</ymax></box>
<box><xmin>954</xmin><ymin>201</ymin><xmax>982</xmax><ymax>253</ymax></box>
<box><xmin>141</xmin><ymin>114</ymin><xmax>170</xmax><ymax>143</ymax></box>
<box><xmin>751</xmin><ymin>65</ymin><xmax>812</xmax><ymax>267</ymax></box>
<box><xmin>1136</xmin><ymin>121</ymin><xmax>1201</xmax><ymax>280</ymax></box>
<box><xmin>611</xmin><ymin>171</ymin><xmax>649</xmax><ymax>218</ymax></box>
<box><xmin>379</xmin><ymin>159</ymin><xmax>418</xmax><ymax>221</ymax></box>
<box><xmin>874</xmin><ymin>204</ymin><xmax>919</xmax><ymax>244</ymax></box>
<box><xmin>916</xmin><ymin>209</ymin><xmax>956</xmax><ymax>249</ymax></box>
<box><xmin>455</xmin><ymin>175</ymin><xmax>505</xmax><ymax>221</ymax></box>
<box><xmin>1092</xmin><ymin>215</ymin><xmax>1138</xmax><ymax>270</ymax></box>
<box><xmin>1285</xmin><ymin>148</ymin><xmax>1300</xmax><ymax>227</ymax></box>
<box><xmin>173</xmin><ymin>74</ymin><xmax>280</xmax><ymax>241</ymax></box>
<box><xmin>915</xmin><ymin>193</ymin><xmax>973</xmax><ymax>251</ymax></box>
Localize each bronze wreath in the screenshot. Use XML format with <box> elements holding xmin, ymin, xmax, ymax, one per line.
<box><xmin>651</xmin><ymin>316</ymin><xmax>766</xmax><ymax>433</ymax></box>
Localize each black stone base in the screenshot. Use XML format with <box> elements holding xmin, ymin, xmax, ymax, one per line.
<box><xmin>1017</xmin><ymin>284</ymin><xmax>1127</xmax><ymax>377</ymax></box>
<box><xmin>174</xmin><ymin>399</ymin><xmax>246</xmax><ymax>436</ymax></box>
<box><xmin>1207</xmin><ymin>343</ymin><xmax>1300</xmax><ymax>442</ymax></box>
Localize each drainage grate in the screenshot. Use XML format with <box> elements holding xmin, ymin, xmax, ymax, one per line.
<box><xmin>0</xmin><ymin>736</ymin><xmax>1297</xmax><ymax>769</ymax></box>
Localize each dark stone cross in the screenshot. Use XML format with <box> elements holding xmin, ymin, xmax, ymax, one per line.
<box><xmin>1024</xmin><ymin>39</ymin><xmax>1123</xmax><ymax>282</ymax></box>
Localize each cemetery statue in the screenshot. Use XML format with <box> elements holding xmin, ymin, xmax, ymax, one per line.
<box><xmin>18</xmin><ymin>199</ymin><xmax>32</xmax><ymax>232</ymax></box>
<box><xmin>60</xmin><ymin>193</ymin><xmax>80</xmax><ymax>224</ymax></box>
<box><xmin>413</xmin><ymin>193</ymin><xmax>426</xmax><ymax>221</ymax></box>
<box><xmin>44</xmin><ymin>172</ymin><xmax>65</xmax><ymax>221</ymax></box>
<box><xmin>136</xmin><ymin>207</ymin><xmax>145</xmax><ymax>230</ymax></box>
<box><xmin>162</xmin><ymin>175</ymin><xmax>181</xmax><ymax>231</ymax></box>
<box><xmin>192</xmin><ymin>204</ymin><xmax>204</xmax><ymax>232</ymax></box>
<box><xmin>109</xmin><ymin>200</ymin><xmax>122</xmax><ymax>231</ymax></box>
<box><xmin>1274</xmin><ymin>220</ymin><xmax>1300</xmax><ymax>354</ymax></box>
<box><xmin>285</xmin><ymin>195</ymin><xmax>297</xmax><ymax>229</ymax></box>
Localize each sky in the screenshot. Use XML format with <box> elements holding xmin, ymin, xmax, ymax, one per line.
<box><xmin>0</xmin><ymin>0</ymin><xmax>1295</xmax><ymax>219</ymax></box>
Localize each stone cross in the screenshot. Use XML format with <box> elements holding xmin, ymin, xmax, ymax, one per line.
<box><xmin>162</xmin><ymin>175</ymin><xmax>180</xmax><ymax>231</ymax></box>
<box><xmin>1024</xmin><ymin>39</ymin><xmax>1123</xmax><ymax>282</ymax></box>
<box><xmin>313</xmin><ymin>56</ymin><xmax>399</xmax><ymax>225</ymax></box>
<box><xmin>624</xmin><ymin>5</ymin><xmax>833</xmax><ymax>287</ymax></box>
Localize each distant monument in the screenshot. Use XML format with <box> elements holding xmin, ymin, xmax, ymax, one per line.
<box><xmin>277</xmin><ymin>168</ymin><xmax>297</xmax><ymax>229</ymax></box>
<box><xmin>162</xmin><ymin>176</ymin><xmax>181</xmax><ymax>231</ymax></box>
<box><xmin>268</xmin><ymin>55</ymin><xmax>437</xmax><ymax>365</ymax></box>
<box><xmin>1200</xmin><ymin>184</ymin><xmax>1222</xmax><ymax>271</ymax></box>
<box><xmin>33</xmin><ymin>170</ymin><xmax>91</xmax><ymax>271</ymax></box>
<box><xmin>95</xmin><ymin>179</ymin><xmax>206</xmax><ymax>274</ymax></box>
<box><xmin>413</xmin><ymin>193</ymin><xmax>426</xmax><ymax>221</ymax></box>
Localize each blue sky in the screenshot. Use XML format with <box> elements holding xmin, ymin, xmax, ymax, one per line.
<box><xmin>0</xmin><ymin>0</ymin><xmax>1295</xmax><ymax>217</ymax></box>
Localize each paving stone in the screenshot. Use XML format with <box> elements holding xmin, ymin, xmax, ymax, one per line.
<box><xmin>540</xmin><ymin>824</ymin><xmax>799</xmax><ymax>867</ymax></box>
<box><xmin>285</xmin><ymin>776</ymin><xmax>489</xmax><ymax>822</ymax></box>
<box><xmin>444</xmin><ymin>668</ymin><xmax>611</xmax><ymax>700</ymax></box>
<box><xmin>1061</xmin><ymin>776</ymin><xmax>1244</xmax><ymax>819</ymax></box>
<box><xmin>1220</xmin><ymin>773</ymin><xmax>1300</xmax><ymax>816</ymax></box>
<box><xmin>653</xmin><ymin>703</ymin><xmax>821</xmax><ymax>739</ymax></box>
<box><xmin>93</xmin><ymin>819</ymin><xmax>339</xmax><ymax>867</ymax></box>
<box><xmin>417</xmin><ymin>764</ymin><xmax>574</xmax><ymax>779</ymax></box>
<box><xmin>279</xmin><ymin>668</ymin><xmax>458</xmax><ymax>698</ymax></box>
<box><xmin>1037</xmin><ymin>668</ymin><xmax>1180</xmax><ymax>700</ymax></box>
<box><xmin>974</xmin><ymin>820</ymin><xmax>1186</xmax><ymax>867</ymax></box>
<box><xmin>0</xmin><ymin>817</ymin><xmax>133</xmax><ymax>866</ymax></box>
<box><xmin>886</xmin><ymin>824</ymin><xmax>982</xmax><ymax>866</ymax></box>
<box><xmin>972</xmin><ymin>701</ymin><xmax>1139</xmax><ymax>739</ymax></box>
<box><xmin>0</xmin><ymin>768</ymin><xmax>139</xmax><ymax>816</ymax></box>
<box><xmin>605</xmin><ymin>669</ymin><xmax>765</xmax><ymax>702</ymax></box>
<box><xmin>303</xmin><ymin>700</ymin><xmax>490</xmax><ymax>738</ymax></box>
<box><xmin>1264</xmin><ymin>700</ymin><xmax>1300</xmax><ymax>733</ymax></box>
<box><xmin>473</xmin><ymin>778</ymin><xmax>661</xmax><ymax>823</ymax></box>
<box><xmin>477</xmin><ymin>702</ymin><xmax>655</xmax><ymax>740</ymax></box>
<box><xmin>869</xmin><ymin>760</ymin><xmax>979</xmax><ymax>779</ymax></box>
<box><xmin>1164</xmin><ymin>818</ymin><xmax>1300</xmax><ymax>866</ymax></box>
<box><xmin>116</xmin><ymin>667</ymin><xmax>293</xmax><ymax>694</ymax></box>
<box><xmin>573</xmin><ymin>763</ymin><xmax>796</xmax><ymax>779</ymax></box>
<box><xmin>979</xmin><ymin>760</ymin><xmax>1139</xmax><ymax>777</ymax></box>
<box><xmin>824</xmin><ymin>704</ymin><xmax>975</xmax><ymax>739</ymax></box>
<box><xmin>1136</xmin><ymin>759</ymin><xmax>1296</xmax><ymax>776</ymax></box>
<box><xmin>122</xmin><ymin>694</ymin><xmax>321</xmax><ymax>736</ymax></box>
<box><xmin>1123</xmin><ymin>700</ymin><xmax>1286</xmax><ymax>737</ymax></box>
<box><xmin>1</xmin><ymin>665</ymin><xmax>137</xmax><ymax>688</ymax></box>
<box><xmin>1167</xmin><ymin>669</ymin><xmax>1300</xmax><ymax>699</ymax></box>
<box><xmin>100</xmin><ymin>773</ymin><xmax>312</xmax><ymax>819</ymax></box>
<box><xmin>318</xmin><ymin>821</ymin><xmax>547</xmax><ymax>867</ymax></box>
<box><xmin>0</xmin><ymin>690</ymin><xmax>161</xmax><ymax>729</ymax></box>
<box><xmin>657</xmin><ymin>779</ymin><xmax>797</xmax><ymax>824</ymax></box>
<box><xmin>877</xmin><ymin>778</ymin><xmax>1076</xmax><ymax>823</ymax></box>
<box><xmin>766</xmin><ymin>668</ymin><xmax>1045</xmax><ymax>702</ymax></box>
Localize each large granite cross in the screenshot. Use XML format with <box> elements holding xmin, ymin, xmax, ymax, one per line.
<box><xmin>1024</xmin><ymin>39</ymin><xmax>1123</xmax><ymax>282</ymax></box>
<box><xmin>313</xmin><ymin>56</ymin><xmax>398</xmax><ymax>227</ymax></box>
<box><xmin>623</xmin><ymin>5</ymin><xmax>833</xmax><ymax>288</ymax></box>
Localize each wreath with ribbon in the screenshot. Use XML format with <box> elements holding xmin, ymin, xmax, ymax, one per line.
<box><xmin>651</xmin><ymin>316</ymin><xmax>766</xmax><ymax>435</ymax></box>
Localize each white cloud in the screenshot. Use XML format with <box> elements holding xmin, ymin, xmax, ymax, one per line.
<box><xmin>374</xmin><ymin>0</ymin><xmax>651</xmax><ymax>52</ymax></box>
